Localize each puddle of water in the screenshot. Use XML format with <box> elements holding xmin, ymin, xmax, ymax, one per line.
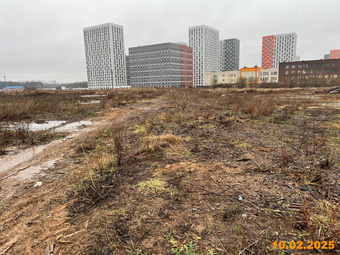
<box><xmin>15</xmin><ymin>158</ymin><xmax>59</xmax><ymax>180</ymax></box>
<box><xmin>79</xmin><ymin>100</ymin><xmax>101</xmax><ymax>105</ymax></box>
<box><xmin>54</xmin><ymin>121</ymin><xmax>92</xmax><ymax>133</ymax></box>
<box><xmin>0</xmin><ymin>140</ymin><xmax>63</xmax><ymax>174</ymax></box>
<box><xmin>5</xmin><ymin>120</ymin><xmax>67</xmax><ymax>131</ymax></box>
<box><xmin>0</xmin><ymin>120</ymin><xmax>93</xmax><ymax>177</ymax></box>
<box><xmin>81</xmin><ymin>95</ymin><xmax>106</xmax><ymax>98</ymax></box>
<box><xmin>3</xmin><ymin>120</ymin><xmax>92</xmax><ymax>133</ymax></box>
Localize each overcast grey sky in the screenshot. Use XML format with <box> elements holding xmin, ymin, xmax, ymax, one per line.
<box><xmin>0</xmin><ymin>0</ymin><xmax>339</xmax><ymax>83</ymax></box>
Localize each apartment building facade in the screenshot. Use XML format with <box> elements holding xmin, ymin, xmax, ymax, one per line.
<box><xmin>129</xmin><ymin>42</ymin><xmax>193</xmax><ymax>87</ymax></box>
<box><xmin>189</xmin><ymin>25</ymin><xmax>219</xmax><ymax>86</ymax></box>
<box><xmin>279</xmin><ymin>59</ymin><xmax>340</xmax><ymax>84</ymax></box>
<box><xmin>125</xmin><ymin>55</ymin><xmax>131</xmax><ymax>86</ymax></box>
<box><xmin>330</xmin><ymin>50</ymin><xmax>340</xmax><ymax>59</ymax></box>
<box><xmin>262</xmin><ymin>32</ymin><xmax>297</xmax><ymax>69</ymax></box>
<box><xmin>219</xmin><ymin>39</ymin><xmax>240</xmax><ymax>71</ymax></box>
<box><xmin>260</xmin><ymin>68</ymin><xmax>279</xmax><ymax>83</ymax></box>
<box><xmin>83</xmin><ymin>23</ymin><xmax>128</xmax><ymax>89</ymax></box>
<box><xmin>205</xmin><ymin>71</ymin><xmax>239</xmax><ymax>86</ymax></box>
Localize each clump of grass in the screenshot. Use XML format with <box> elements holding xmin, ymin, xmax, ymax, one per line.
<box><xmin>131</xmin><ymin>124</ymin><xmax>147</xmax><ymax>136</ymax></box>
<box><xmin>303</xmin><ymin>199</ymin><xmax>340</xmax><ymax>242</ymax></box>
<box><xmin>141</xmin><ymin>134</ymin><xmax>180</xmax><ymax>152</ymax></box>
<box><xmin>231</xmin><ymin>95</ymin><xmax>278</xmax><ymax>118</ymax></box>
<box><xmin>137</xmin><ymin>178</ymin><xmax>168</xmax><ymax>195</ymax></box>
<box><xmin>68</xmin><ymin>153</ymin><xmax>116</xmax><ymax>213</ymax></box>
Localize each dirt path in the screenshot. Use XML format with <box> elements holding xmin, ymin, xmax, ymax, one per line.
<box><xmin>0</xmin><ymin>98</ymin><xmax>163</xmax><ymax>254</ymax></box>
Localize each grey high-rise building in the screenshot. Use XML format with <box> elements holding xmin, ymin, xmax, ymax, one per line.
<box><xmin>129</xmin><ymin>42</ymin><xmax>193</xmax><ymax>87</ymax></box>
<box><xmin>219</xmin><ymin>39</ymin><xmax>240</xmax><ymax>71</ymax></box>
<box><xmin>125</xmin><ymin>55</ymin><xmax>131</xmax><ymax>86</ymax></box>
<box><xmin>83</xmin><ymin>23</ymin><xmax>128</xmax><ymax>89</ymax></box>
<box><xmin>189</xmin><ymin>25</ymin><xmax>219</xmax><ymax>86</ymax></box>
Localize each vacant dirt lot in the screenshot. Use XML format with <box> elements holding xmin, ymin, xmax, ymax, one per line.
<box><xmin>0</xmin><ymin>88</ymin><xmax>339</xmax><ymax>254</ymax></box>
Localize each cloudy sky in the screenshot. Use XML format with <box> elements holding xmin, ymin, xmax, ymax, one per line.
<box><xmin>0</xmin><ymin>0</ymin><xmax>339</xmax><ymax>83</ymax></box>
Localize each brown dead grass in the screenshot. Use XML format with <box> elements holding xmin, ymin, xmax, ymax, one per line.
<box><xmin>141</xmin><ymin>134</ymin><xmax>180</xmax><ymax>152</ymax></box>
<box><xmin>1</xmin><ymin>87</ymin><xmax>340</xmax><ymax>254</ymax></box>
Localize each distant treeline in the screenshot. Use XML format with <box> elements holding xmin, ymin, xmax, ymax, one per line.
<box><xmin>0</xmin><ymin>81</ymin><xmax>44</xmax><ymax>88</ymax></box>
<box><xmin>63</xmin><ymin>81</ymin><xmax>88</xmax><ymax>88</ymax></box>
<box><xmin>0</xmin><ymin>81</ymin><xmax>88</xmax><ymax>89</ymax></box>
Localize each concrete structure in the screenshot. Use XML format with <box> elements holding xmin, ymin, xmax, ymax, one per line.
<box><xmin>324</xmin><ymin>54</ymin><xmax>330</xmax><ymax>60</ymax></box>
<box><xmin>219</xmin><ymin>39</ymin><xmax>240</xmax><ymax>71</ymax></box>
<box><xmin>3</xmin><ymin>86</ymin><xmax>24</xmax><ymax>92</ymax></box>
<box><xmin>83</xmin><ymin>23</ymin><xmax>128</xmax><ymax>89</ymax></box>
<box><xmin>205</xmin><ymin>70</ymin><xmax>240</xmax><ymax>86</ymax></box>
<box><xmin>129</xmin><ymin>42</ymin><xmax>193</xmax><ymax>87</ymax></box>
<box><xmin>125</xmin><ymin>55</ymin><xmax>131</xmax><ymax>86</ymax></box>
<box><xmin>240</xmin><ymin>67</ymin><xmax>262</xmax><ymax>83</ymax></box>
<box><xmin>260</xmin><ymin>68</ymin><xmax>278</xmax><ymax>83</ymax></box>
<box><xmin>330</xmin><ymin>50</ymin><xmax>340</xmax><ymax>59</ymax></box>
<box><xmin>279</xmin><ymin>59</ymin><xmax>340</xmax><ymax>85</ymax></box>
<box><xmin>189</xmin><ymin>25</ymin><xmax>219</xmax><ymax>86</ymax></box>
<box><xmin>262</xmin><ymin>33</ymin><xmax>297</xmax><ymax>69</ymax></box>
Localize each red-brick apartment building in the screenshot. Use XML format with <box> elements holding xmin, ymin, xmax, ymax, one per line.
<box><xmin>279</xmin><ymin>59</ymin><xmax>340</xmax><ymax>85</ymax></box>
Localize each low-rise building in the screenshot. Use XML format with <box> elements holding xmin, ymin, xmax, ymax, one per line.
<box><xmin>3</xmin><ymin>86</ymin><xmax>24</xmax><ymax>92</ymax></box>
<box><xmin>205</xmin><ymin>70</ymin><xmax>240</xmax><ymax>85</ymax></box>
<box><xmin>260</xmin><ymin>68</ymin><xmax>278</xmax><ymax>83</ymax></box>
<box><xmin>240</xmin><ymin>67</ymin><xmax>262</xmax><ymax>83</ymax></box>
<box><xmin>279</xmin><ymin>59</ymin><xmax>340</xmax><ymax>85</ymax></box>
<box><xmin>205</xmin><ymin>67</ymin><xmax>279</xmax><ymax>85</ymax></box>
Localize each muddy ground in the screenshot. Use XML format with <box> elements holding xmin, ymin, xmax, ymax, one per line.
<box><xmin>0</xmin><ymin>88</ymin><xmax>339</xmax><ymax>254</ymax></box>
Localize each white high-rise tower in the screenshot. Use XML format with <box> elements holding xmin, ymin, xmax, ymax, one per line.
<box><xmin>83</xmin><ymin>23</ymin><xmax>127</xmax><ymax>89</ymax></box>
<box><xmin>189</xmin><ymin>25</ymin><xmax>219</xmax><ymax>86</ymax></box>
<box><xmin>262</xmin><ymin>32</ymin><xmax>297</xmax><ymax>69</ymax></box>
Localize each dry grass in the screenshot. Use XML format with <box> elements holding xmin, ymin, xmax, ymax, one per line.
<box><xmin>137</xmin><ymin>178</ymin><xmax>168</xmax><ymax>195</ymax></box>
<box><xmin>141</xmin><ymin>134</ymin><xmax>180</xmax><ymax>152</ymax></box>
<box><xmin>0</xmin><ymin>88</ymin><xmax>167</xmax><ymax>122</ymax></box>
<box><xmin>0</xmin><ymin>125</ymin><xmax>60</xmax><ymax>154</ymax></box>
<box><xmin>4</xmin><ymin>87</ymin><xmax>339</xmax><ymax>254</ymax></box>
<box><xmin>0</xmin><ymin>88</ymin><xmax>167</xmax><ymax>154</ymax></box>
<box><xmin>303</xmin><ymin>199</ymin><xmax>340</xmax><ymax>242</ymax></box>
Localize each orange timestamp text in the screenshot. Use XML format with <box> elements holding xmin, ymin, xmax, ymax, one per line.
<box><xmin>272</xmin><ymin>240</ymin><xmax>335</xmax><ymax>250</ymax></box>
